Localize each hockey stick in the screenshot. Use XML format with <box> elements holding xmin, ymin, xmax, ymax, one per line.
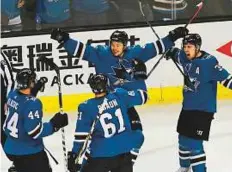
<box><xmin>38</xmin><ymin>56</ymin><xmax>68</xmax><ymax>172</ymax></box>
<box><xmin>138</xmin><ymin>0</ymin><xmax>160</xmax><ymax>40</ymax></box>
<box><xmin>74</xmin><ymin>98</ymin><xmax>108</xmax><ymax>165</ymax></box>
<box><xmin>170</xmin><ymin>0</ymin><xmax>204</xmax><ymax>77</ymax></box>
<box><xmin>138</xmin><ymin>0</ymin><xmax>163</xmax><ymax>78</ymax></box>
<box><xmin>184</xmin><ymin>1</ymin><xmax>204</xmax><ymax>28</ymax></box>
<box><xmin>138</xmin><ymin>0</ymin><xmax>182</xmax><ymax>78</ymax></box>
<box><xmin>138</xmin><ymin>0</ymin><xmax>204</xmax><ymax>79</ymax></box>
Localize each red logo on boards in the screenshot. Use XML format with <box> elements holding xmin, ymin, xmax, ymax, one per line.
<box><xmin>216</xmin><ymin>41</ymin><xmax>232</xmax><ymax>58</ymax></box>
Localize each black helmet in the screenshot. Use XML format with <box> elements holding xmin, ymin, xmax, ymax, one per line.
<box><xmin>110</xmin><ymin>30</ymin><xmax>128</xmax><ymax>46</ymax></box>
<box><xmin>16</xmin><ymin>68</ymin><xmax>36</xmax><ymax>89</ymax></box>
<box><xmin>182</xmin><ymin>34</ymin><xmax>202</xmax><ymax>50</ymax></box>
<box><xmin>88</xmin><ymin>74</ymin><xmax>108</xmax><ymax>94</ymax></box>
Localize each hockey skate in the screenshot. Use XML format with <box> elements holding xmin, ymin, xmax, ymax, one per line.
<box><xmin>176</xmin><ymin>167</ymin><xmax>191</xmax><ymax>172</ymax></box>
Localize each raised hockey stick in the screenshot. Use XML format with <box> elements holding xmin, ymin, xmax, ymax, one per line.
<box><xmin>184</xmin><ymin>1</ymin><xmax>204</xmax><ymax>28</ymax></box>
<box><xmin>138</xmin><ymin>0</ymin><xmax>160</xmax><ymax>40</ymax></box>
<box><xmin>74</xmin><ymin>98</ymin><xmax>108</xmax><ymax>165</ymax></box>
<box><xmin>138</xmin><ymin>0</ymin><xmax>204</xmax><ymax>79</ymax></box>
<box><xmin>168</xmin><ymin>1</ymin><xmax>204</xmax><ymax>85</ymax></box>
<box><xmin>38</xmin><ymin>56</ymin><xmax>68</xmax><ymax>172</ymax></box>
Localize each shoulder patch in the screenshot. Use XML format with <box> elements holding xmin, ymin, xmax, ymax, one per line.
<box><xmin>128</xmin><ymin>90</ymin><xmax>135</xmax><ymax>96</ymax></box>
<box><xmin>214</xmin><ymin>63</ymin><xmax>223</xmax><ymax>71</ymax></box>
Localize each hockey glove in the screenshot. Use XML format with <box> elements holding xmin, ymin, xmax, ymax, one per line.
<box><xmin>68</xmin><ymin>151</ymin><xmax>81</xmax><ymax>172</ymax></box>
<box><xmin>50</xmin><ymin>112</ymin><xmax>68</xmax><ymax>132</ymax></box>
<box><xmin>31</xmin><ymin>77</ymin><xmax>48</xmax><ymax>97</ymax></box>
<box><xmin>164</xmin><ymin>47</ymin><xmax>179</xmax><ymax>61</ymax></box>
<box><xmin>132</xmin><ymin>59</ymin><xmax>147</xmax><ymax>80</ymax></box>
<box><xmin>168</xmin><ymin>27</ymin><xmax>189</xmax><ymax>42</ymax></box>
<box><xmin>50</xmin><ymin>28</ymin><xmax>69</xmax><ymax>49</ymax></box>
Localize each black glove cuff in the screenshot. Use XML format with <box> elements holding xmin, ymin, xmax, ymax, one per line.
<box><xmin>50</xmin><ymin>120</ymin><xmax>59</xmax><ymax>132</ymax></box>
<box><xmin>68</xmin><ymin>151</ymin><xmax>78</xmax><ymax>159</ymax></box>
<box><xmin>168</xmin><ymin>31</ymin><xmax>177</xmax><ymax>42</ymax></box>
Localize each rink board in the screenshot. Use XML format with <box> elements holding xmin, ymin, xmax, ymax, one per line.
<box><xmin>1</xmin><ymin>21</ymin><xmax>232</xmax><ymax>113</ymax></box>
<box><xmin>39</xmin><ymin>84</ymin><xmax>232</xmax><ymax>113</ymax></box>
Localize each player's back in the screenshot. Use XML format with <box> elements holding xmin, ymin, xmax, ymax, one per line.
<box><xmin>3</xmin><ymin>90</ymin><xmax>44</xmax><ymax>155</ymax></box>
<box><xmin>81</xmin><ymin>88</ymin><xmax>144</xmax><ymax>157</ymax></box>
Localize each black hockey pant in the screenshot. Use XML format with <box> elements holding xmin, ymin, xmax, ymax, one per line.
<box><xmin>7</xmin><ymin>150</ymin><xmax>52</xmax><ymax>172</ymax></box>
<box><xmin>82</xmin><ymin>153</ymin><xmax>133</xmax><ymax>172</ymax></box>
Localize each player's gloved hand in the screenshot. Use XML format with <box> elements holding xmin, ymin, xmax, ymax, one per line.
<box><xmin>68</xmin><ymin>151</ymin><xmax>81</xmax><ymax>172</ymax></box>
<box><xmin>168</xmin><ymin>27</ymin><xmax>189</xmax><ymax>42</ymax></box>
<box><xmin>31</xmin><ymin>77</ymin><xmax>48</xmax><ymax>97</ymax></box>
<box><xmin>50</xmin><ymin>28</ymin><xmax>69</xmax><ymax>49</ymax></box>
<box><xmin>164</xmin><ymin>47</ymin><xmax>179</xmax><ymax>61</ymax></box>
<box><xmin>38</xmin><ymin>77</ymin><xmax>48</xmax><ymax>90</ymax></box>
<box><xmin>131</xmin><ymin>58</ymin><xmax>147</xmax><ymax>80</ymax></box>
<box><xmin>50</xmin><ymin>112</ymin><xmax>68</xmax><ymax>132</ymax></box>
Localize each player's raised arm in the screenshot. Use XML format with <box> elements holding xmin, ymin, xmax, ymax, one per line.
<box><xmin>50</xmin><ymin>28</ymin><xmax>100</xmax><ymax>65</ymax></box>
<box><xmin>129</xmin><ymin>27</ymin><xmax>189</xmax><ymax>62</ymax></box>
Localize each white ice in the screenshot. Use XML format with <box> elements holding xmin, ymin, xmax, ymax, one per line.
<box><xmin>1</xmin><ymin>100</ymin><xmax>232</xmax><ymax>172</ymax></box>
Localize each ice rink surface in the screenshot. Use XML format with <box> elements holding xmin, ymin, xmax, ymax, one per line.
<box><xmin>1</xmin><ymin>100</ymin><xmax>232</xmax><ymax>172</ymax></box>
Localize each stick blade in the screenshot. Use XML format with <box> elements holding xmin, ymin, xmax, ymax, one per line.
<box><xmin>196</xmin><ymin>1</ymin><xmax>204</xmax><ymax>8</ymax></box>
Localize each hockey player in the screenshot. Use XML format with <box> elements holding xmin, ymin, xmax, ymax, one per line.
<box><xmin>51</xmin><ymin>27</ymin><xmax>188</xmax><ymax>163</ymax></box>
<box><xmin>1</xmin><ymin>54</ymin><xmax>47</xmax><ymax>172</ymax></box>
<box><xmin>164</xmin><ymin>34</ymin><xmax>232</xmax><ymax>172</ymax></box>
<box><xmin>67</xmin><ymin>74</ymin><xmax>147</xmax><ymax>172</ymax></box>
<box><xmin>3</xmin><ymin>68</ymin><xmax>69</xmax><ymax>172</ymax></box>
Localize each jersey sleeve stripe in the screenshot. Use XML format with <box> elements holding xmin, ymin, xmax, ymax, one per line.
<box><xmin>80</xmin><ymin>43</ymin><xmax>86</xmax><ymax>60</ymax></box>
<box><xmin>220</xmin><ymin>75</ymin><xmax>232</xmax><ymax>88</ymax></box>
<box><xmin>83</xmin><ymin>149</ymin><xmax>91</xmax><ymax>160</ymax></box>
<box><xmin>33</xmin><ymin>125</ymin><xmax>44</xmax><ymax>139</ymax></box>
<box><xmin>156</xmin><ymin>40</ymin><xmax>163</xmax><ymax>54</ymax></box>
<box><xmin>73</xmin><ymin>41</ymin><xmax>80</xmax><ymax>56</ymax></box>
<box><xmin>227</xmin><ymin>79</ymin><xmax>232</xmax><ymax>88</ymax></box>
<box><xmin>75</xmin><ymin>132</ymin><xmax>89</xmax><ymax>135</ymax></box>
<box><xmin>28</xmin><ymin>123</ymin><xmax>41</xmax><ymax>135</ymax></box>
<box><xmin>74</xmin><ymin>132</ymin><xmax>88</xmax><ymax>142</ymax></box>
<box><xmin>28</xmin><ymin>123</ymin><xmax>43</xmax><ymax>139</ymax></box>
<box><xmin>159</xmin><ymin>39</ymin><xmax>165</xmax><ymax>53</ymax></box>
<box><xmin>138</xmin><ymin>90</ymin><xmax>148</xmax><ymax>104</ymax></box>
<box><xmin>75</xmin><ymin>135</ymin><xmax>87</xmax><ymax>141</ymax></box>
<box><xmin>74</xmin><ymin>139</ymin><xmax>86</xmax><ymax>143</ymax></box>
<box><xmin>73</xmin><ymin>41</ymin><xmax>85</xmax><ymax>61</ymax></box>
<box><xmin>153</xmin><ymin>41</ymin><xmax>159</xmax><ymax>55</ymax></box>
